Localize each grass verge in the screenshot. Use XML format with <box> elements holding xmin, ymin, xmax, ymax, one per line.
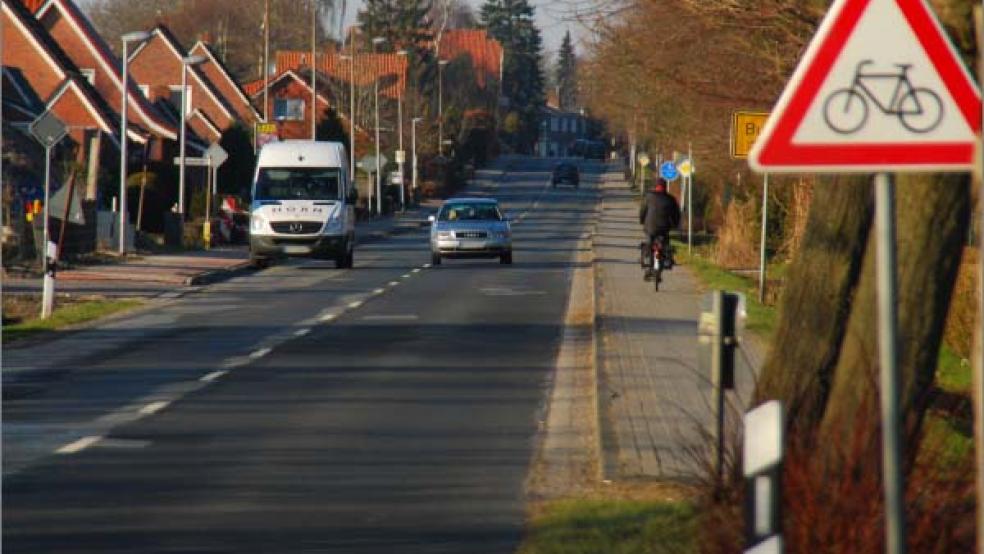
<box><xmin>3</xmin><ymin>298</ymin><xmax>144</xmax><ymax>343</ymax></box>
<box><xmin>676</xmin><ymin>243</ymin><xmax>777</xmax><ymax>338</ymax></box>
<box><xmin>519</xmin><ymin>498</ymin><xmax>698</xmax><ymax>554</ymax></box>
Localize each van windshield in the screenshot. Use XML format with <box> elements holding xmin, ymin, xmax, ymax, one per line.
<box><xmin>255</xmin><ymin>168</ymin><xmax>341</xmax><ymax>201</ymax></box>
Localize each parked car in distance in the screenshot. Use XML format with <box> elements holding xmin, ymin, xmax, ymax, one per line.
<box><xmin>552</xmin><ymin>162</ymin><xmax>580</xmax><ymax>188</ymax></box>
<box><xmin>429</xmin><ymin>198</ymin><xmax>512</xmax><ymax>266</ymax></box>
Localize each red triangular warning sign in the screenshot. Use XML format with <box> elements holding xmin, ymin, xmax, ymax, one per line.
<box><xmin>749</xmin><ymin>0</ymin><xmax>981</xmax><ymax>173</ymax></box>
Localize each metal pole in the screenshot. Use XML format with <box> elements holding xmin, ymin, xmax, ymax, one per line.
<box><xmin>973</xmin><ymin>8</ymin><xmax>984</xmax><ymax>553</ymax></box>
<box><xmin>310</xmin><ymin>0</ymin><xmax>317</xmax><ymax>140</ymax></box>
<box><xmin>263</xmin><ymin>0</ymin><xmax>270</xmax><ymax>122</ymax></box>
<box><xmin>412</xmin><ymin>119</ymin><xmax>418</xmax><ymax>204</ymax></box>
<box><xmin>179</xmin><ymin>62</ymin><xmax>188</xmax><ymax>217</ymax></box>
<box><xmin>398</xmin><ymin>82</ymin><xmax>404</xmax><ymax>211</ymax></box>
<box><xmin>688</xmin><ymin>143</ymin><xmax>693</xmax><ymax>254</ymax></box>
<box><xmin>41</xmin><ymin>145</ymin><xmax>54</xmax><ymax>319</ymax></box>
<box><xmin>374</xmin><ymin>48</ymin><xmax>381</xmax><ymax>216</ymax></box>
<box><xmin>204</xmin><ymin>159</ymin><xmax>212</xmax><ymax>249</ymax></box>
<box><xmin>875</xmin><ymin>172</ymin><xmax>906</xmax><ymax>554</ymax></box>
<box><xmin>349</xmin><ymin>30</ymin><xmax>356</xmax><ymax>184</ymax></box>
<box><xmin>759</xmin><ymin>173</ymin><xmax>769</xmax><ymax>304</ymax></box>
<box><xmin>438</xmin><ymin>61</ymin><xmax>444</xmax><ymax>157</ymax></box>
<box><xmin>711</xmin><ymin>290</ymin><xmax>726</xmax><ymax>491</ymax></box>
<box><xmin>119</xmin><ymin>40</ymin><xmax>129</xmax><ymax>254</ymax></box>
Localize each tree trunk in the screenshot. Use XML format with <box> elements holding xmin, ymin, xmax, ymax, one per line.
<box><xmin>755</xmin><ymin>175</ymin><xmax>873</xmax><ymax>433</ymax></box>
<box><xmin>819</xmin><ymin>173</ymin><xmax>970</xmax><ymax>461</ymax></box>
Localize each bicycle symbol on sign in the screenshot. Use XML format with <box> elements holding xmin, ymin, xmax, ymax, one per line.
<box><xmin>822</xmin><ymin>60</ymin><xmax>944</xmax><ymax>134</ymax></box>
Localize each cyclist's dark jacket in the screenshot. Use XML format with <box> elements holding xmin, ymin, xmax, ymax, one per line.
<box><xmin>639</xmin><ymin>190</ymin><xmax>681</xmax><ymax>235</ymax></box>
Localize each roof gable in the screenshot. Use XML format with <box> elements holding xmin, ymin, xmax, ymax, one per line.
<box><xmin>35</xmin><ymin>0</ymin><xmax>177</xmax><ymax>140</ymax></box>
<box><xmin>128</xmin><ymin>26</ymin><xmax>236</xmax><ymax>123</ymax></box>
<box><xmin>190</xmin><ymin>41</ymin><xmax>260</xmax><ymax>122</ymax></box>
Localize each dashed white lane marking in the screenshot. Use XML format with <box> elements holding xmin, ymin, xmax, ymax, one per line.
<box><xmin>423</xmin><ymin>263</ymin><xmax>432</xmax><ymax>269</ymax></box>
<box><xmin>139</xmin><ymin>401</ymin><xmax>171</xmax><ymax>415</ymax></box>
<box><xmin>388</xmin><ymin>281</ymin><xmax>400</xmax><ymax>287</ymax></box>
<box><xmin>361</xmin><ymin>314</ymin><xmax>419</xmax><ymax>321</ymax></box>
<box><xmin>294</xmin><ymin>328</ymin><xmax>312</xmax><ymax>337</ymax></box>
<box><xmin>56</xmin><ymin>436</ymin><xmax>102</xmax><ymax>454</ymax></box>
<box><xmin>411</xmin><ymin>268</ymin><xmax>421</xmax><ymax>274</ymax></box>
<box><xmin>348</xmin><ymin>300</ymin><xmax>364</xmax><ymax>309</ymax></box>
<box><xmin>221</xmin><ymin>357</ymin><xmax>249</xmax><ymax>369</ymax></box>
<box><xmin>249</xmin><ymin>347</ymin><xmax>272</xmax><ymax>360</ymax></box>
<box><xmin>201</xmin><ymin>370</ymin><xmax>228</xmax><ymax>382</ymax></box>
<box><xmin>320</xmin><ymin>313</ymin><xmax>338</xmax><ymax>322</ymax></box>
<box><xmin>373</xmin><ymin>288</ymin><xmax>385</xmax><ymax>295</ymax></box>
<box><xmin>402</xmin><ymin>273</ymin><xmax>412</xmax><ymax>279</ymax></box>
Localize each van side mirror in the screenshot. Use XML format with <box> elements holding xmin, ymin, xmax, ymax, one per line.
<box><xmin>428</xmin><ymin>215</ymin><xmax>436</xmax><ymax>223</ymax></box>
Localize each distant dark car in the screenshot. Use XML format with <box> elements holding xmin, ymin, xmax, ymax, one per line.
<box><xmin>552</xmin><ymin>162</ymin><xmax>580</xmax><ymax>188</ymax></box>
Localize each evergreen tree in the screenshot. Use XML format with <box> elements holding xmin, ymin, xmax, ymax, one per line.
<box><xmin>357</xmin><ymin>0</ymin><xmax>432</xmax><ymax>52</ymax></box>
<box><xmin>480</xmin><ymin>0</ymin><xmax>545</xmax><ymax>153</ymax></box>
<box><xmin>555</xmin><ymin>30</ymin><xmax>577</xmax><ymax>111</ymax></box>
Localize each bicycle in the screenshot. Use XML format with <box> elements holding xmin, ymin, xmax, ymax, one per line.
<box><xmin>822</xmin><ymin>60</ymin><xmax>944</xmax><ymax>135</ymax></box>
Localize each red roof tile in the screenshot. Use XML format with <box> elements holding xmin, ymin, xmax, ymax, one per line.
<box><xmin>276</xmin><ymin>50</ymin><xmax>408</xmax><ymax>99</ymax></box>
<box><xmin>437</xmin><ymin>29</ymin><xmax>502</xmax><ymax>88</ymax></box>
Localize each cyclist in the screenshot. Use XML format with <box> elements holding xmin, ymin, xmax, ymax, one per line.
<box><xmin>639</xmin><ymin>178</ymin><xmax>681</xmax><ymax>279</ymax></box>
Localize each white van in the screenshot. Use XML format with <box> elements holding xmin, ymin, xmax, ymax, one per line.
<box><xmin>249</xmin><ymin>140</ymin><xmax>355</xmax><ymax>268</ymax></box>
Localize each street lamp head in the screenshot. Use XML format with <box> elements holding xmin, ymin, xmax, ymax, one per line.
<box><xmin>121</xmin><ymin>30</ymin><xmax>151</xmax><ymax>43</ymax></box>
<box><xmin>182</xmin><ymin>54</ymin><xmax>207</xmax><ymax>66</ymax></box>
<box><xmin>372</xmin><ymin>37</ymin><xmax>386</xmax><ymax>45</ymax></box>
<box><xmin>438</xmin><ymin>59</ymin><xmax>449</xmax><ymax>66</ymax></box>
<box><xmin>413</xmin><ymin>117</ymin><xmax>424</xmax><ymax>124</ymax></box>
<box><xmin>396</xmin><ymin>49</ymin><xmax>408</xmax><ymax>56</ymax></box>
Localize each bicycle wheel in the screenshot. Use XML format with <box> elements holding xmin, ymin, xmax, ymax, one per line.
<box><xmin>823</xmin><ymin>89</ymin><xmax>868</xmax><ymax>134</ymax></box>
<box><xmin>898</xmin><ymin>88</ymin><xmax>943</xmax><ymax>134</ymax></box>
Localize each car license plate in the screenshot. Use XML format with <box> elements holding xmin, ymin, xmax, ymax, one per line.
<box><xmin>460</xmin><ymin>240</ymin><xmax>485</xmax><ymax>250</ymax></box>
<box><xmin>284</xmin><ymin>245</ymin><xmax>311</xmax><ymax>254</ymax></box>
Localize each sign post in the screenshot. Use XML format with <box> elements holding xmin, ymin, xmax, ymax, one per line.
<box><xmin>749</xmin><ymin>1</ymin><xmax>982</xmax><ymax>552</ymax></box>
<box><xmin>29</xmin><ymin>112</ymin><xmax>68</xmax><ymax>319</ymax></box>
<box><xmin>677</xmin><ymin>153</ymin><xmax>695</xmax><ymax>253</ymax></box>
<box><xmin>732</xmin><ymin>111</ymin><xmax>771</xmax><ymax>303</ymax></box>
<box><xmin>202</xmin><ymin>143</ymin><xmax>229</xmax><ymax>249</ymax></box>
<box><xmin>637</xmin><ymin>153</ymin><xmax>650</xmax><ymax>192</ymax></box>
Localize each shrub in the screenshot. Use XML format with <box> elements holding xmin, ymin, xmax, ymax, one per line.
<box><xmin>713</xmin><ymin>198</ymin><xmax>759</xmax><ymax>269</ymax></box>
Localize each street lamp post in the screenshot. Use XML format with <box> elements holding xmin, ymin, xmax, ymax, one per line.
<box><xmin>178</xmin><ymin>55</ymin><xmax>207</xmax><ymax>220</ymax></box>
<box><xmin>396</xmin><ymin>49</ymin><xmax>407</xmax><ymax>211</ymax></box>
<box><xmin>119</xmin><ymin>30</ymin><xmax>151</xmax><ymax>256</ymax></box>
<box><xmin>372</xmin><ymin>36</ymin><xmax>385</xmax><ymax>216</ymax></box>
<box><xmin>412</xmin><ymin>116</ymin><xmax>422</xmax><ymax>206</ymax></box>
<box><xmin>438</xmin><ymin>59</ymin><xmax>448</xmax><ymax>157</ymax></box>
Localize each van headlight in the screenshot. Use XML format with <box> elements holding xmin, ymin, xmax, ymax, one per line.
<box><xmin>251</xmin><ymin>214</ymin><xmax>267</xmax><ymax>232</ymax></box>
<box><xmin>324</xmin><ymin>217</ymin><xmax>344</xmax><ymax>233</ymax></box>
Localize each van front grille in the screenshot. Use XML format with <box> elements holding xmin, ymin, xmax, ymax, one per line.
<box><xmin>271</xmin><ymin>221</ymin><xmax>323</xmax><ymax>234</ymax></box>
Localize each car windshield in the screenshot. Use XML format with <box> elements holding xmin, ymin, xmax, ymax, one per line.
<box><xmin>254</xmin><ymin>167</ymin><xmax>341</xmax><ymax>201</ymax></box>
<box><xmin>438</xmin><ymin>203</ymin><xmax>502</xmax><ymax>222</ymax></box>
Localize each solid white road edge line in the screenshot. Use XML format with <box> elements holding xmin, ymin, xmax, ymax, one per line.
<box><xmin>201</xmin><ymin>370</ymin><xmax>228</xmax><ymax>382</ymax></box>
<box><xmin>139</xmin><ymin>401</ymin><xmax>170</xmax><ymax>415</ymax></box>
<box><xmin>56</xmin><ymin>436</ymin><xmax>102</xmax><ymax>454</ymax></box>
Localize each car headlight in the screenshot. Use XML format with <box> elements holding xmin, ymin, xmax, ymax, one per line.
<box><xmin>251</xmin><ymin>214</ymin><xmax>266</xmax><ymax>232</ymax></box>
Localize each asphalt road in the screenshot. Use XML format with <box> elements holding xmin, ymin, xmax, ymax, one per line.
<box><xmin>2</xmin><ymin>157</ymin><xmax>602</xmax><ymax>553</ymax></box>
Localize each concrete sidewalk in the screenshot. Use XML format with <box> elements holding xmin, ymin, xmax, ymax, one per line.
<box><xmin>593</xmin><ymin>177</ymin><xmax>761</xmax><ymax>481</ymax></box>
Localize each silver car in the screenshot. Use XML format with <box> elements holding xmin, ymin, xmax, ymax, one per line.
<box><xmin>429</xmin><ymin>198</ymin><xmax>513</xmax><ymax>265</ymax></box>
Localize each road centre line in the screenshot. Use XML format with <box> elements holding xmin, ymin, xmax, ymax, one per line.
<box><xmin>56</xmin><ymin>436</ymin><xmax>102</xmax><ymax>454</ymax></box>
<box><xmin>388</xmin><ymin>281</ymin><xmax>400</xmax><ymax>287</ymax></box>
<box><xmin>373</xmin><ymin>288</ymin><xmax>385</xmax><ymax>295</ymax></box>
<box><xmin>139</xmin><ymin>401</ymin><xmax>171</xmax><ymax>415</ymax></box>
<box><xmin>249</xmin><ymin>347</ymin><xmax>272</xmax><ymax>360</ymax></box>
<box><xmin>347</xmin><ymin>300</ymin><xmax>364</xmax><ymax>309</ymax></box>
<box><xmin>201</xmin><ymin>370</ymin><xmax>228</xmax><ymax>382</ymax></box>
<box><xmin>294</xmin><ymin>328</ymin><xmax>311</xmax><ymax>337</ymax></box>
<box><xmin>411</xmin><ymin>268</ymin><xmax>421</xmax><ymax>273</ymax></box>
<box><xmin>402</xmin><ymin>273</ymin><xmax>412</xmax><ymax>278</ymax></box>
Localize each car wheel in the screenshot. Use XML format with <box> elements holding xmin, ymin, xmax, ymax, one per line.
<box><xmin>500</xmin><ymin>252</ymin><xmax>512</xmax><ymax>265</ymax></box>
<box><xmin>250</xmin><ymin>255</ymin><xmax>268</xmax><ymax>269</ymax></box>
<box><xmin>431</xmin><ymin>252</ymin><xmax>442</xmax><ymax>266</ymax></box>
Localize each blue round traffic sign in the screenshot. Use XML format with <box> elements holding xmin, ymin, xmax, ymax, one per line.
<box><xmin>660</xmin><ymin>161</ymin><xmax>680</xmax><ymax>181</ymax></box>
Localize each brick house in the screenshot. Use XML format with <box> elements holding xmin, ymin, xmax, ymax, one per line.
<box><xmin>2</xmin><ymin>0</ymin><xmax>121</xmax><ymax>201</ymax></box>
<box><xmin>189</xmin><ymin>40</ymin><xmax>261</xmax><ymax>126</ymax></box>
<box><xmin>275</xmin><ymin>50</ymin><xmax>408</xmax><ymax>101</ymax></box>
<box><xmin>536</xmin><ymin>105</ymin><xmax>590</xmax><ymax>157</ymax></box>
<box><xmin>32</xmin><ymin>0</ymin><xmax>178</xmax><ymax>163</ymax></box>
<box><xmin>127</xmin><ymin>25</ymin><xmax>239</xmax><ymax>144</ymax></box>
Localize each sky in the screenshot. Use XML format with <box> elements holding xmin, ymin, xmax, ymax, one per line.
<box><xmin>340</xmin><ymin>0</ymin><xmax>592</xmax><ymax>62</ymax></box>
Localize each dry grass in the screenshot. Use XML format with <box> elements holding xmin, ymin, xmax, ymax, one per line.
<box><xmin>778</xmin><ymin>177</ymin><xmax>814</xmax><ymax>261</ymax></box>
<box><xmin>943</xmin><ymin>247</ymin><xmax>976</xmax><ymax>360</ymax></box>
<box><xmin>712</xmin><ymin>199</ymin><xmax>759</xmax><ymax>269</ymax></box>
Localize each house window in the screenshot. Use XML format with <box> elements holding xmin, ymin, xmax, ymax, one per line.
<box><xmin>550</xmin><ymin>117</ymin><xmax>558</xmax><ymax>132</ymax></box>
<box><xmin>138</xmin><ymin>85</ymin><xmax>150</xmax><ymax>98</ymax></box>
<box><xmin>80</xmin><ymin>68</ymin><xmax>95</xmax><ymax>85</ymax></box>
<box><xmin>274</xmin><ymin>98</ymin><xmax>305</xmax><ymax>121</ymax></box>
<box><xmin>168</xmin><ymin>85</ymin><xmax>192</xmax><ymax>115</ymax></box>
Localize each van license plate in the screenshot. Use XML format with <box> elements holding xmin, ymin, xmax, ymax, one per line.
<box><xmin>284</xmin><ymin>245</ymin><xmax>311</xmax><ymax>254</ymax></box>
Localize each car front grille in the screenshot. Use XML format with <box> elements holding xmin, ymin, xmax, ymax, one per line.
<box><xmin>454</xmin><ymin>231</ymin><xmax>488</xmax><ymax>239</ymax></box>
<box><xmin>270</xmin><ymin>221</ymin><xmax>323</xmax><ymax>234</ymax></box>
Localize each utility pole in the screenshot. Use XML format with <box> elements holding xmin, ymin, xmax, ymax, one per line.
<box><xmin>310</xmin><ymin>0</ymin><xmax>317</xmax><ymax>140</ymax></box>
<box><xmin>263</xmin><ymin>0</ymin><xmax>270</xmax><ymax>122</ymax></box>
<box><xmin>973</xmin><ymin>8</ymin><xmax>984</xmax><ymax>553</ymax></box>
